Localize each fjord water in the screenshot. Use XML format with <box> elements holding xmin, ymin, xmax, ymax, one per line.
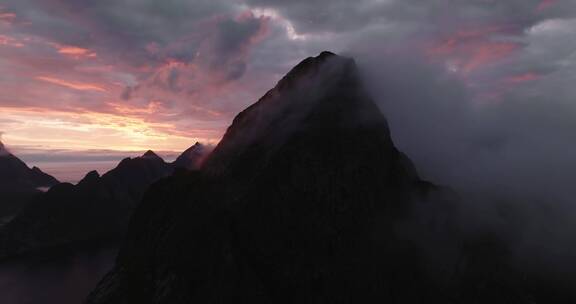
<box><xmin>0</xmin><ymin>243</ymin><xmax>116</xmax><ymax>304</ymax></box>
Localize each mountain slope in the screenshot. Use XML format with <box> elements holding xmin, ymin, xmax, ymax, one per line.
<box><xmin>0</xmin><ymin>141</ymin><xmax>58</xmax><ymax>188</ymax></box>
<box><xmin>173</xmin><ymin>142</ymin><xmax>208</xmax><ymax>170</ymax></box>
<box><xmin>87</xmin><ymin>52</ymin><xmax>469</xmax><ymax>303</ymax></box>
<box><xmin>89</xmin><ymin>52</ymin><xmax>574</xmax><ymax>303</ymax></box>
<box><xmin>0</xmin><ymin>141</ymin><xmax>59</xmax><ymax>217</ymax></box>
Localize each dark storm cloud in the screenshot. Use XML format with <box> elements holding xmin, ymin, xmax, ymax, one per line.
<box><xmin>214</xmin><ymin>15</ymin><xmax>264</xmax><ymax>56</ymax></box>
<box><xmin>242</xmin><ymin>0</ymin><xmax>576</xmax><ymax>94</ymax></box>
<box><xmin>198</xmin><ymin>14</ymin><xmax>268</xmax><ymax>80</ymax></box>
<box><xmin>2</xmin><ymin>0</ymin><xmax>265</xmax><ymax>68</ymax></box>
<box><xmin>245</xmin><ymin>0</ymin><xmax>392</xmax><ymax>33</ymax></box>
<box><xmin>246</xmin><ymin>0</ymin><xmax>576</xmax><ymax>34</ymax></box>
<box><xmin>353</xmin><ymin>41</ymin><xmax>576</xmax><ymax>276</ymax></box>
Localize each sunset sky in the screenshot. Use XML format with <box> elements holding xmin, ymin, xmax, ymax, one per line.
<box><xmin>0</xmin><ymin>0</ymin><xmax>575</xmax><ymax>166</ymax></box>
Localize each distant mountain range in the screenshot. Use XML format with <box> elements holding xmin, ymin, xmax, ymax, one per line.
<box><xmin>0</xmin><ymin>143</ymin><xmax>209</xmax><ymax>258</ymax></box>
<box><xmin>0</xmin><ymin>141</ymin><xmax>59</xmax><ymax>217</ymax></box>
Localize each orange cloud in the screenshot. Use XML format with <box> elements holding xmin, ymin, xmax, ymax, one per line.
<box><xmin>107</xmin><ymin>100</ymin><xmax>223</xmax><ymax>118</ymax></box>
<box><xmin>107</xmin><ymin>101</ymin><xmax>164</xmax><ymax>115</ymax></box>
<box><xmin>56</xmin><ymin>45</ymin><xmax>97</xmax><ymax>59</ymax></box>
<box><xmin>36</xmin><ymin>76</ymin><xmax>108</xmax><ymax>92</ymax></box>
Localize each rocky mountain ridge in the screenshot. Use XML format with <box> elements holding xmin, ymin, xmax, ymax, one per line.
<box><xmin>0</xmin><ymin>143</ymin><xmax>208</xmax><ymax>258</ymax></box>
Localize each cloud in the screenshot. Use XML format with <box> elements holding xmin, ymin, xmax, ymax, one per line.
<box><xmin>55</xmin><ymin>45</ymin><xmax>97</xmax><ymax>59</ymax></box>
<box><xmin>353</xmin><ymin>39</ymin><xmax>576</xmax><ymax>275</ymax></box>
<box><xmin>0</xmin><ymin>0</ymin><xmax>575</xmax><ymax>205</ymax></box>
<box><xmin>36</xmin><ymin>76</ymin><xmax>108</xmax><ymax>92</ymax></box>
<box><xmin>0</xmin><ymin>1</ymin><xmax>276</xmax><ymax>151</ymax></box>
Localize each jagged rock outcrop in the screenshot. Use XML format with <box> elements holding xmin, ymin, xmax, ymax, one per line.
<box><xmin>0</xmin><ymin>141</ymin><xmax>59</xmax><ymax>217</ymax></box>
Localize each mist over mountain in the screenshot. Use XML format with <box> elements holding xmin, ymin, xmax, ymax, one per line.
<box><xmin>354</xmin><ymin>51</ymin><xmax>576</xmax><ymax>282</ymax></box>
<box><xmin>0</xmin><ymin>141</ymin><xmax>59</xmax><ymax>217</ymax></box>
<box><xmin>87</xmin><ymin>52</ymin><xmax>575</xmax><ymax>303</ymax></box>
<box><xmin>0</xmin><ymin>143</ymin><xmax>209</xmax><ymax>259</ymax></box>
<box><xmin>173</xmin><ymin>142</ymin><xmax>211</xmax><ymax>171</ymax></box>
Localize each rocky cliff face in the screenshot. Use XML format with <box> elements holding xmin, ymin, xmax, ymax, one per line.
<box><xmin>88</xmin><ymin>52</ymin><xmax>574</xmax><ymax>303</ymax></box>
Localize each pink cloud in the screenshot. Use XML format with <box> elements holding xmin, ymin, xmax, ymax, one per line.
<box><xmin>0</xmin><ymin>7</ymin><xmax>15</xmax><ymax>25</ymax></box>
<box><xmin>504</xmin><ymin>72</ymin><xmax>541</xmax><ymax>84</ymax></box>
<box><xmin>428</xmin><ymin>25</ymin><xmax>522</xmax><ymax>75</ymax></box>
<box><xmin>462</xmin><ymin>42</ymin><xmax>519</xmax><ymax>74</ymax></box>
<box><xmin>536</xmin><ymin>0</ymin><xmax>557</xmax><ymax>12</ymax></box>
<box><xmin>36</xmin><ymin>76</ymin><xmax>109</xmax><ymax>92</ymax></box>
<box><xmin>0</xmin><ymin>34</ymin><xmax>23</xmax><ymax>47</ymax></box>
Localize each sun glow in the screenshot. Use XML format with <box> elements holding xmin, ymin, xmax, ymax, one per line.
<box><xmin>0</xmin><ymin>107</ymin><xmax>213</xmax><ymax>153</ymax></box>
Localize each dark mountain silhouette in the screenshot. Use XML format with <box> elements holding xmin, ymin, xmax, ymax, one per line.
<box><xmin>0</xmin><ymin>144</ymin><xmax>208</xmax><ymax>258</ymax></box>
<box><xmin>173</xmin><ymin>142</ymin><xmax>208</xmax><ymax>171</ymax></box>
<box><xmin>88</xmin><ymin>52</ymin><xmax>575</xmax><ymax>304</ymax></box>
<box><xmin>0</xmin><ymin>141</ymin><xmax>59</xmax><ymax>217</ymax></box>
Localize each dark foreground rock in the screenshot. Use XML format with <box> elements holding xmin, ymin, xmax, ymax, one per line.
<box><xmin>88</xmin><ymin>52</ymin><xmax>575</xmax><ymax>304</ymax></box>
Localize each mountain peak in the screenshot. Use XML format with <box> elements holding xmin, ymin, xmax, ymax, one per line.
<box><xmin>186</xmin><ymin>142</ymin><xmax>204</xmax><ymax>153</ymax></box>
<box><xmin>88</xmin><ymin>53</ymin><xmax>445</xmax><ymax>304</ymax></box>
<box><xmin>204</xmin><ymin>51</ymin><xmax>377</xmax><ymax>174</ymax></box>
<box><xmin>318</xmin><ymin>50</ymin><xmax>336</xmax><ymax>58</ymax></box>
<box><xmin>0</xmin><ymin>141</ymin><xmax>9</xmax><ymax>156</ymax></box>
<box><xmin>78</xmin><ymin>170</ymin><xmax>100</xmax><ymax>185</ymax></box>
<box><xmin>277</xmin><ymin>51</ymin><xmax>356</xmax><ymax>92</ymax></box>
<box><xmin>142</xmin><ymin>150</ymin><xmax>161</xmax><ymax>160</ymax></box>
<box><xmin>173</xmin><ymin>142</ymin><xmax>209</xmax><ymax>170</ymax></box>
